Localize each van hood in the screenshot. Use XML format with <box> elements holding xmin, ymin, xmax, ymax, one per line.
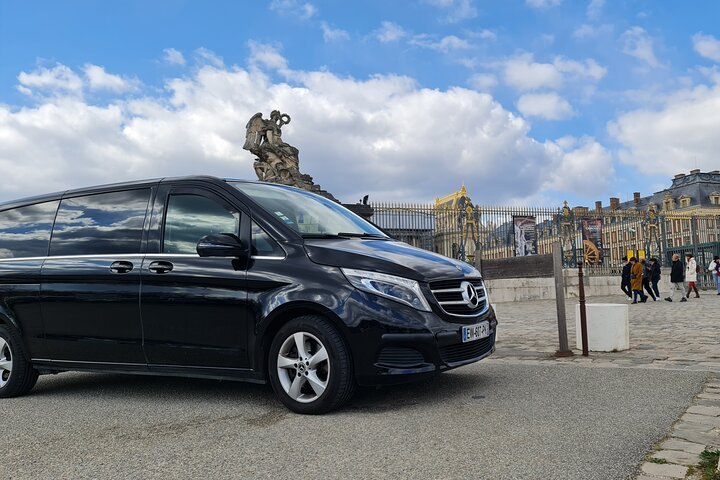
<box><xmin>303</xmin><ymin>239</ymin><xmax>479</xmax><ymax>282</ymax></box>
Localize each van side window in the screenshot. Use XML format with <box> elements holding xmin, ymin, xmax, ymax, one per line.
<box><xmin>49</xmin><ymin>190</ymin><xmax>150</xmax><ymax>256</ymax></box>
<box><xmin>164</xmin><ymin>194</ymin><xmax>240</xmax><ymax>254</ymax></box>
<box><xmin>0</xmin><ymin>201</ymin><xmax>59</xmax><ymax>259</ymax></box>
<box><xmin>251</xmin><ymin>221</ymin><xmax>284</xmax><ymax>257</ymax></box>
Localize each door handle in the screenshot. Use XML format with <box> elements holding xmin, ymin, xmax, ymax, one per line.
<box><xmin>148</xmin><ymin>261</ymin><xmax>174</xmax><ymax>274</ymax></box>
<box><xmin>109</xmin><ymin>261</ymin><xmax>134</xmax><ymax>274</ymax></box>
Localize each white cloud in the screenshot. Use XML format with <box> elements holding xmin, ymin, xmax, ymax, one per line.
<box><xmin>17</xmin><ymin>64</ymin><xmax>83</xmax><ymax>97</ymax></box>
<box><xmin>608</xmin><ymin>80</ymin><xmax>720</xmax><ymax>176</ymax></box>
<box><xmin>247</xmin><ymin>41</ymin><xmax>289</xmax><ymax>74</ymax></box>
<box><xmin>517</xmin><ymin>93</ymin><xmax>574</xmax><ymax>120</ymax></box>
<box><xmin>320</xmin><ymin>22</ymin><xmax>350</xmax><ymax>42</ymax></box>
<box><xmin>693</xmin><ymin>33</ymin><xmax>720</xmax><ymax>63</ymax></box>
<box><xmin>83</xmin><ymin>65</ymin><xmax>139</xmax><ymax>93</ymax></box>
<box><xmin>573</xmin><ymin>23</ymin><xmax>613</xmax><ymax>39</ymax></box>
<box><xmin>621</xmin><ymin>27</ymin><xmax>662</xmax><ymax>68</ymax></box>
<box><xmin>554</xmin><ymin>57</ymin><xmax>607</xmax><ymax>81</ymax></box>
<box><xmin>269</xmin><ymin>0</ymin><xmax>317</xmax><ymax>20</ymax></box>
<box><xmin>375</xmin><ymin>21</ymin><xmax>407</xmax><ymax>43</ymax></box>
<box><xmin>542</xmin><ymin>136</ymin><xmax>613</xmax><ymax>196</ymax></box>
<box><xmin>468</xmin><ymin>73</ymin><xmax>497</xmax><ymax>90</ymax></box>
<box><xmin>526</xmin><ymin>0</ymin><xmax>562</xmax><ymax>8</ymax></box>
<box><xmin>410</xmin><ymin>34</ymin><xmax>471</xmax><ymax>52</ymax></box>
<box><xmin>502</xmin><ymin>54</ymin><xmax>562</xmax><ymax>91</ymax></box>
<box><xmin>423</xmin><ymin>0</ymin><xmax>477</xmax><ymax>23</ymax></box>
<box><xmin>586</xmin><ymin>0</ymin><xmax>604</xmax><ymax>19</ymax></box>
<box><xmin>470</xmin><ymin>29</ymin><xmax>497</xmax><ymax>41</ymax></box>
<box><xmin>194</xmin><ymin>48</ymin><xmax>225</xmax><ymax>68</ymax></box>
<box><xmin>502</xmin><ymin>54</ymin><xmax>606</xmax><ymax>92</ymax></box>
<box><xmin>0</xmin><ymin>50</ymin><xmax>616</xmax><ymax>206</ymax></box>
<box><xmin>163</xmin><ymin>48</ymin><xmax>186</xmax><ymax>66</ymax></box>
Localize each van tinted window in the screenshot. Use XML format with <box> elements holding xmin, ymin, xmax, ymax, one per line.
<box><xmin>49</xmin><ymin>189</ymin><xmax>151</xmax><ymax>256</ymax></box>
<box><xmin>0</xmin><ymin>201</ymin><xmax>59</xmax><ymax>259</ymax></box>
<box><xmin>163</xmin><ymin>194</ymin><xmax>240</xmax><ymax>254</ymax></box>
<box><xmin>252</xmin><ymin>221</ymin><xmax>284</xmax><ymax>257</ymax></box>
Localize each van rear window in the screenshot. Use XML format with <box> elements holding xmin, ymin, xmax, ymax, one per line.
<box><xmin>49</xmin><ymin>189</ymin><xmax>150</xmax><ymax>256</ymax></box>
<box><xmin>0</xmin><ymin>201</ymin><xmax>59</xmax><ymax>259</ymax></box>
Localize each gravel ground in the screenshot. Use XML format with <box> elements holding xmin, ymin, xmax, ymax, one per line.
<box><xmin>4</xmin><ymin>362</ymin><xmax>707</xmax><ymax>479</ymax></box>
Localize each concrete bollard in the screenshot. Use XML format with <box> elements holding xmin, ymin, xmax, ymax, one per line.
<box><xmin>574</xmin><ymin>304</ymin><xmax>629</xmax><ymax>352</ymax></box>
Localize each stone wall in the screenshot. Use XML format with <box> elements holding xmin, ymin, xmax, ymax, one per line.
<box><xmin>485</xmin><ymin>268</ymin><xmax>671</xmax><ymax>303</ymax></box>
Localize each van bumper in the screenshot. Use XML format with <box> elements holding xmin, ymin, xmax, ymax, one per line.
<box><xmin>352</xmin><ymin>305</ymin><xmax>498</xmax><ymax>387</ymax></box>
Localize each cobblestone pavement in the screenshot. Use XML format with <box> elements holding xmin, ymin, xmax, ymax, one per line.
<box><xmin>490</xmin><ymin>293</ymin><xmax>720</xmax><ymax>371</ymax></box>
<box><xmin>489</xmin><ymin>292</ymin><xmax>720</xmax><ymax>479</ymax></box>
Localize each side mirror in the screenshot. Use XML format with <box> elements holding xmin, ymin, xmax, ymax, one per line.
<box><xmin>197</xmin><ymin>233</ymin><xmax>248</xmax><ymax>258</ymax></box>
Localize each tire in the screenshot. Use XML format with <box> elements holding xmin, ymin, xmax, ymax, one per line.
<box><xmin>0</xmin><ymin>325</ymin><xmax>39</xmax><ymax>398</ymax></box>
<box><xmin>268</xmin><ymin>315</ymin><xmax>355</xmax><ymax>414</ymax></box>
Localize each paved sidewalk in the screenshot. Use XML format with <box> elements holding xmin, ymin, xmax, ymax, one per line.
<box><xmin>489</xmin><ymin>292</ymin><xmax>720</xmax><ymax>479</ymax></box>
<box><xmin>490</xmin><ymin>293</ymin><xmax>720</xmax><ymax>371</ymax></box>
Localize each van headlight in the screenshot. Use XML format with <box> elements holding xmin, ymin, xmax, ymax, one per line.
<box><xmin>341</xmin><ymin>268</ymin><xmax>432</xmax><ymax>312</ymax></box>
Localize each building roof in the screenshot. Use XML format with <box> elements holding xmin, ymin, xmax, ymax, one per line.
<box><xmin>605</xmin><ymin>170</ymin><xmax>720</xmax><ymax>212</ymax></box>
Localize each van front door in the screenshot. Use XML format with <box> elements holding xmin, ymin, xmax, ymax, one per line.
<box><xmin>141</xmin><ymin>187</ymin><xmax>250</xmax><ymax>370</ymax></box>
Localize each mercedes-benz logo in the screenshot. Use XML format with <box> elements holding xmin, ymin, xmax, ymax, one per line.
<box><xmin>460</xmin><ymin>281</ymin><xmax>479</xmax><ymax>309</ymax></box>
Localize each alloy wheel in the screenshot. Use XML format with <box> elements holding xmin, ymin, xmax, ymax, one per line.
<box><xmin>0</xmin><ymin>336</ymin><xmax>12</xmax><ymax>389</ymax></box>
<box><xmin>276</xmin><ymin>331</ymin><xmax>329</xmax><ymax>404</ymax></box>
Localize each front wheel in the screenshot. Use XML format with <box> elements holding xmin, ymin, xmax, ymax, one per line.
<box><xmin>268</xmin><ymin>316</ymin><xmax>355</xmax><ymax>414</ymax></box>
<box><xmin>0</xmin><ymin>325</ymin><xmax>39</xmax><ymax>398</ymax></box>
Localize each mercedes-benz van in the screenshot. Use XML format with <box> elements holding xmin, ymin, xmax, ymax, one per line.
<box><xmin>0</xmin><ymin>176</ymin><xmax>496</xmax><ymax>414</ymax></box>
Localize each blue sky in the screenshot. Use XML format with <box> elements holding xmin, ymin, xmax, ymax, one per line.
<box><xmin>1</xmin><ymin>0</ymin><xmax>720</xmax><ymax>207</ymax></box>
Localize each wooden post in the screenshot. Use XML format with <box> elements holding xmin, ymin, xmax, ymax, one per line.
<box><xmin>553</xmin><ymin>242</ymin><xmax>573</xmax><ymax>357</ymax></box>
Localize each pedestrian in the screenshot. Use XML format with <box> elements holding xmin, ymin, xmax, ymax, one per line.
<box><xmin>684</xmin><ymin>253</ymin><xmax>699</xmax><ymax>299</ymax></box>
<box><xmin>708</xmin><ymin>255</ymin><xmax>720</xmax><ymax>295</ymax></box>
<box><xmin>665</xmin><ymin>253</ymin><xmax>685</xmax><ymax>302</ymax></box>
<box><xmin>620</xmin><ymin>256</ymin><xmax>632</xmax><ymax>300</ymax></box>
<box><xmin>649</xmin><ymin>257</ymin><xmax>661</xmax><ymax>298</ymax></box>
<box><xmin>629</xmin><ymin>257</ymin><xmax>647</xmax><ymax>304</ymax></box>
<box><xmin>641</xmin><ymin>259</ymin><xmax>656</xmax><ymax>301</ymax></box>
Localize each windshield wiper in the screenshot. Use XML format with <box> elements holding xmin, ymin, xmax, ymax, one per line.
<box><xmin>301</xmin><ymin>232</ymin><xmax>388</xmax><ymax>239</ymax></box>
<box><xmin>336</xmin><ymin>232</ymin><xmax>388</xmax><ymax>239</ymax></box>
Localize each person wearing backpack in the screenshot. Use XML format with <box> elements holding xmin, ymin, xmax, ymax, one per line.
<box><xmin>708</xmin><ymin>255</ymin><xmax>720</xmax><ymax>295</ymax></box>
<box><xmin>684</xmin><ymin>253</ymin><xmax>699</xmax><ymax>299</ymax></box>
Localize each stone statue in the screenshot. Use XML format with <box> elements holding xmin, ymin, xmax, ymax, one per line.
<box><xmin>243</xmin><ymin>110</ymin><xmax>338</xmax><ymax>202</ymax></box>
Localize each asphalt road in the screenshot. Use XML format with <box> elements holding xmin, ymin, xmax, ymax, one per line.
<box><xmin>4</xmin><ymin>362</ymin><xmax>707</xmax><ymax>480</ymax></box>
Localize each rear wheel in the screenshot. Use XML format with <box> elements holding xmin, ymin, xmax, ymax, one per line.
<box><xmin>268</xmin><ymin>316</ymin><xmax>355</xmax><ymax>414</ymax></box>
<box><xmin>0</xmin><ymin>325</ymin><xmax>38</xmax><ymax>398</ymax></box>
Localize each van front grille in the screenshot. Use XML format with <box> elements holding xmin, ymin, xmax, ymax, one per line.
<box><xmin>429</xmin><ymin>278</ymin><xmax>488</xmax><ymax>317</ymax></box>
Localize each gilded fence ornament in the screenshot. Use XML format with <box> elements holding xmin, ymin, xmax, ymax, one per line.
<box><xmin>644</xmin><ymin>205</ymin><xmax>661</xmax><ymax>259</ymax></box>
<box><xmin>560</xmin><ymin>201</ymin><xmax>576</xmax><ymax>265</ymax></box>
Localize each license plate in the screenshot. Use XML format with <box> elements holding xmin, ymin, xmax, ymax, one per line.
<box><xmin>462</xmin><ymin>321</ymin><xmax>490</xmax><ymax>343</ymax></box>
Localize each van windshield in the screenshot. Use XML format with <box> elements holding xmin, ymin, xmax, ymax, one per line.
<box><xmin>230</xmin><ymin>182</ymin><xmax>388</xmax><ymax>239</ymax></box>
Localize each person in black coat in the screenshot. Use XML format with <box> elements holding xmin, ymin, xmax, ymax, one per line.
<box><xmin>665</xmin><ymin>254</ymin><xmax>686</xmax><ymax>302</ymax></box>
<box><xmin>620</xmin><ymin>256</ymin><xmax>632</xmax><ymax>299</ymax></box>
<box><xmin>649</xmin><ymin>257</ymin><xmax>661</xmax><ymax>298</ymax></box>
<box><xmin>641</xmin><ymin>259</ymin><xmax>656</xmax><ymax>301</ymax></box>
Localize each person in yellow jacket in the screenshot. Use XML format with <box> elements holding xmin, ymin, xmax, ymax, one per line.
<box><xmin>629</xmin><ymin>257</ymin><xmax>648</xmax><ymax>304</ymax></box>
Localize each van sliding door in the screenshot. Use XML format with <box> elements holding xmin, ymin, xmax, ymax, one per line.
<box><xmin>40</xmin><ymin>189</ymin><xmax>151</xmax><ymax>365</ymax></box>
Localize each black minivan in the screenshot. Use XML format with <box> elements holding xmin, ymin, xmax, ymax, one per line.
<box><xmin>0</xmin><ymin>176</ymin><xmax>496</xmax><ymax>413</ymax></box>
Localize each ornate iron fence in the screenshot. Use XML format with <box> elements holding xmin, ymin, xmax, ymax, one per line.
<box><xmin>370</xmin><ymin>202</ymin><xmax>720</xmax><ymax>287</ymax></box>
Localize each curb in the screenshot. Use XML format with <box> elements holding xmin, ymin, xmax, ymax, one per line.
<box><xmin>636</xmin><ymin>375</ymin><xmax>720</xmax><ymax>479</ymax></box>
